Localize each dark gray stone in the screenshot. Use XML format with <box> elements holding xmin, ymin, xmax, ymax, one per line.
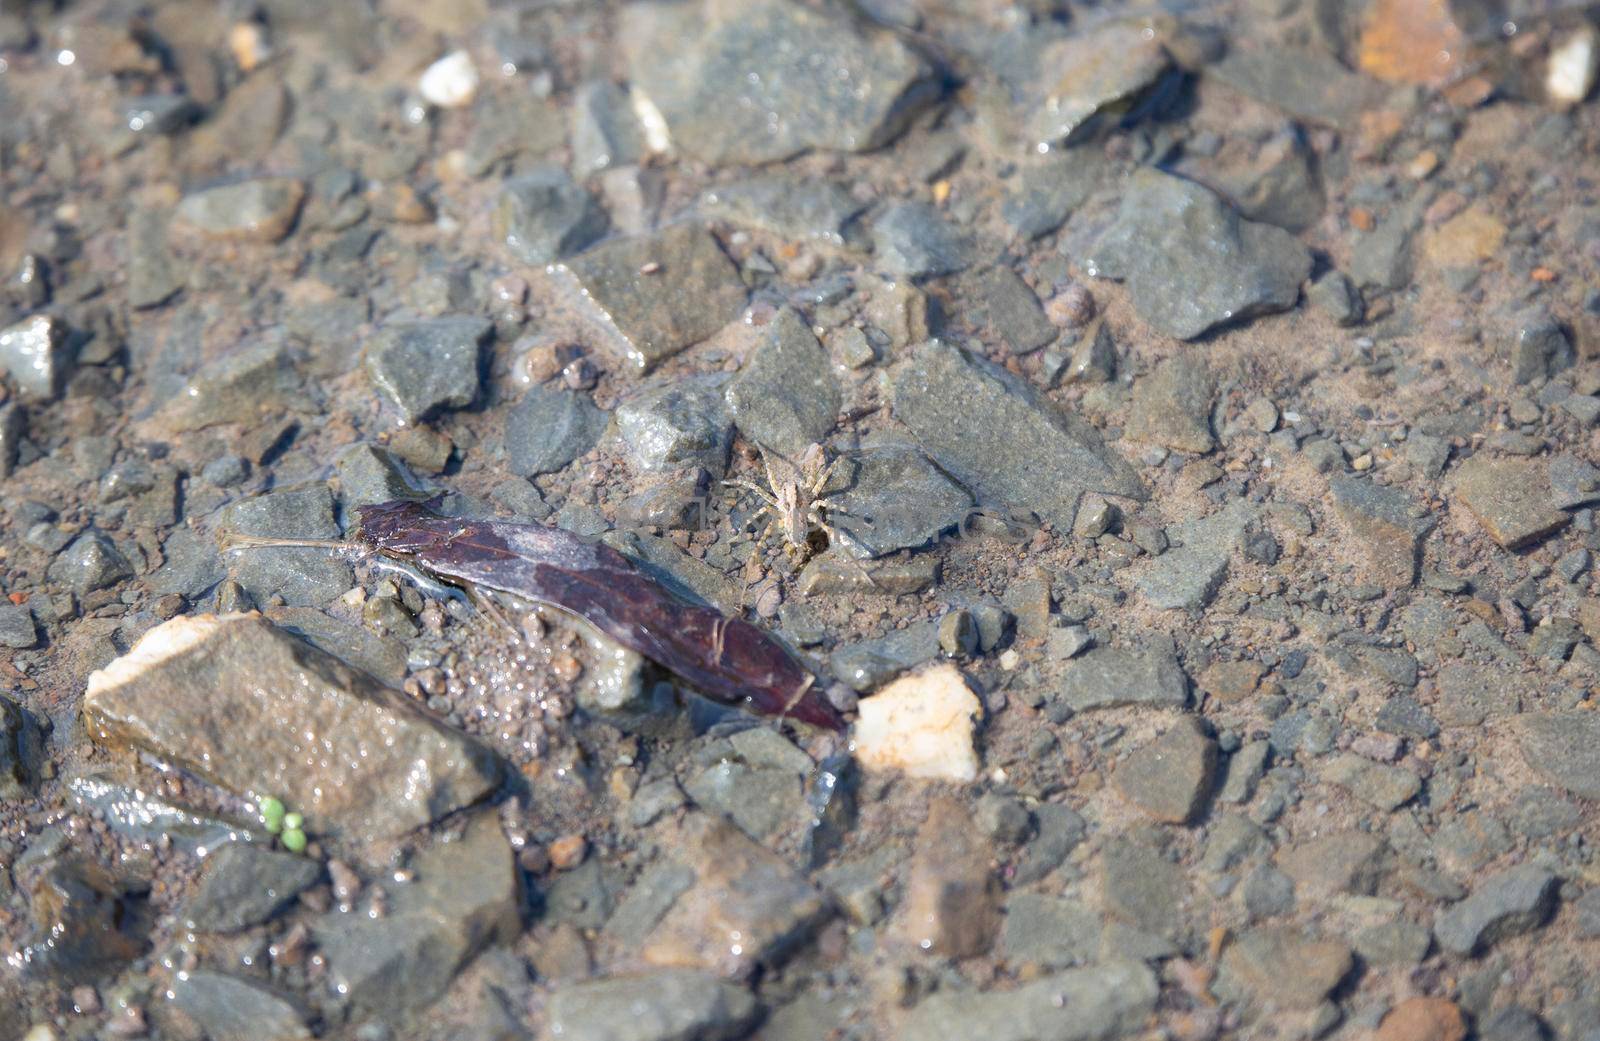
<box><xmin>830</xmin><ymin>620</ymin><xmax>941</xmax><ymax>691</ymax></box>
<box><xmin>1059</xmin><ymin>643</ymin><xmax>1189</xmax><ymax>713</ymax></box>
<box><xmin>1516</xmin><ymin>713</ymin><xmax>1600</xmax><ymax>801</ymax></box>
<box><xmin>127</xmin><ymin>207</ymin><xmax>184</xmax><ymax>310</ymax></box>
<box><xmin>1125</xmin><ymin>356</ymin><xmax>1215</xmax><ymax>454</ymax></box>
<box><xmin>872</xmin><ymin>202</ymin><xmax>975</xmax><ymax>279</ymax></box>
<box><xmin>546</xmin><ymin>969</ymin><xmax>759</xmax><ymax>1041</ymax></box>
<box><xmin>1434</xmin><ymin>865</ymin><xmax>1558</xmax><ymax>956</ymax></box>
<box><xmin>364</xmin><ymin>317</ymin><xmax>490</xmax><ymax>423</ymax></box>
<box><xmin>1209</xmin><ymin>46</ymin><xmax>1384</xmax><ymax>129</ymax></box>
<box><xmin>1002</xmin><ymin>150</ymin><xmax>1108</xmax><ymax>240</ymax></box>
<box><xmin>0</xmin><ymin>401</ymin><xmax>22</xmax><ymax>478</ymax></box>
<box><xmin>1136</xmin><ymin>503</ymin><xmax>1255</xmax><ymax>610</ymax></box>
<box><xmin>1085</xmin><ymin>169</ymin><xmax>1311</xmax><ymax>340</ymax></box>
<box><xmin>1350</xmin><ymin>204</ymin><xmax>1422</xmax><ymax>292</ymax></box>
<box><xmin>824</xmin><ymin>444</ymin><xmax>972</xmax><ymax>558</ymax></box>
<box><xmin>685</xmin><ymin>761</ymin><xmax>803</xmax><ymax>841</ymax></box>
<box><xmin>157</xmin><ymin>340</ymin><xmax>304</xmax><ymax>434</ymax></box>
<box><xmin>0</xmin><ymin>602</ymin><xmax>37</xmax><ymax>649</ymax></box>
<box><xmin>1307</xmin><ymin>269</ymin><xmax>1363</xmax><ymax>325</ymax></box>
<box><xmin>617</xmin><ymin>376</ymin><xmax>733</xmax><ymax>476</ymax></box>
<box><xmin>1001</xmin><ymin>892</ymin><xmax>1100</xmax><ymax>970</ymax></box>
<box><xmin>700</xmin><ymin>176</ymin><xmax>867</xmax><ymax>247</ymax></box>
<box><xmin>560</xmin><ymin>223</ymin><xmax>746</xmax><ymax>372</ymax></box>
<box><xmin>504</xmin><ymin>383</ymin><xmax>609</xmax><ymax>477</ymax></box>
<box><xmin>1510</xmin><ymin>310</ymin><xmax>1574</xmax><ymax>385</ymax></box>
<box><xmin>621</xmin><ymin>0</ymin><xmax>935</xmax><ymax>164</ymax></box>
<box><xmin>897</xmin><ymin>961</ymin><xmax>1157</xmax><ymax>1041</ymax></box>
<box><xmin>167</xmin><ymin>971</ymin><xmax>309</xmax><ymax>1041</ymax></box>
<box><xmin>48</xmin><ymin>533</ymin><xmax>133</xmax><ymax>594</ymax></box>
<box><xmin>570</xmin><ymin>81</ymin><xmax>644</xmax><ymax>177</ymax></box>
<box><xmin>952</xmin><ymin>266</ymin><xmax>1056</xmax><ymax>354</ymax></box>
<box><xmin>726</xmin><ymin>308</ymin><xmax>841</xmax><ymax>457</ymax></box>
<box><xmin>181</xmin><ymin>843</ymin><xmax>321</xmax><ymax>932</ymax></box>
<box><xmin>334</xmin><ymin>443</ymin><xmax>427</xmax><ymax>508</ymax></box>
<box><xmin>493</xmin><ymin>167</ymin><xmax>609</xmax><ymax>265</ymax></box>
<box><xmin>891</xmin><ymin>339</ymin><xmax>1145</xmax><ymax>531</ymax></box>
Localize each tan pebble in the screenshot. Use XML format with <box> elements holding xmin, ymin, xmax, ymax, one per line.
<box><xmin>548</xmin><ymin>834</ymin><xmax>587</xmax><ymax>871</ymax></box>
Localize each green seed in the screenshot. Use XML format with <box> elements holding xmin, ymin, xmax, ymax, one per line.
<box><xmin>282</xmin><ymin>811</ymin><xmax>304</xmax><ymax>832</ymax></box>
<box><xmin>281</xmin><ymin>827</ymin><xmax>307</xmax><ymax>853</ymax></box>
<box><xmin>258</xmin><ymin>796</ymin><xmax>286</xmax><ymax>834</ymax></box>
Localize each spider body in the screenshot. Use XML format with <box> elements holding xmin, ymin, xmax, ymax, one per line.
<box><xmin>726</xmin><ymin>443</ymin><xmax>853</xmax><ymax>563</ymax></box>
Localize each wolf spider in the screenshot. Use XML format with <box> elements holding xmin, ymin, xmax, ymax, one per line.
<box><xmin>724</xmin><ymin>442</ymin><xmax>865</xmax><ymax>564</ymax></box>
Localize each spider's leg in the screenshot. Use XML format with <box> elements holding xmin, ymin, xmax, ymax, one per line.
<box><xmin>723</xmin><ymin>478</ymin><xmax>779</xmax><ymax>509</ymax></box>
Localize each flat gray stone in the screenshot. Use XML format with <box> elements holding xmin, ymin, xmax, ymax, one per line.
<box><xmin>726</xmin><ymin>308</ymin><xmax>841</xmax><ymax>457</ymax></box>
<box><xmin>0</xmin><ymin>401</ymin><xmax>22</xmax><ymax>478</ymax></box>
<box><xmin>1000</xmin><ymin>893</ymin><xmax>1101</xmax><ymax>971</ymax></box>
<box><xmin>559</xmin><ymin>223</ymin><xmax>746</xmax><ymax>372</ymax></box>
<box><xmin>1516</xmin><ymin>712</ymin><xmax>1600</xmax><ymax>801</ymax></box>
<box><xmin>1059</xmin><ymin>643</ymin><xmax>1189</xmax><ymax>713</ymax></box>
<box><xmin>1330</xmin><ymin>476</ymin><xmax>1432</xmax><ymax>588</ymax></box>
<box><xmin>1085</xmin><ymin>168</ymin><xmax>1311</xmax><ymax>340</ymax></box>
<box><xmin>365</xmin><ymin>317</ymin><xmax>490</xmax><ymax>424</ymax></box>
<box><xmin>897</xmin><ymin>960</ymin><xmax>1158</xmax><ymax>1041</ymax></box>
<box><xmin>570</xmin><ymin>80</ymin><xmax>645</xmax><ymax>177</ymax></box>
<box><xmin>824</xmin><ymin>444</ymin><xmax>973</xmax><ymax>558</ymax></box>
<box><xmin>0</xmin><ymin>315</ymin><xmax>69</xmax><ymax>401</ymax></box>
<box><xmin>156</xmin><ymin>340</ymin><xmax>305</xmax><ymax>434</ymax></box>
<box><xmin>0</xmin><ymin>602</ymin><xmax>37</xmax><ymax>649</ymax></box>
<box><xmin>315</xmin><ymin>811</ymin><xmax>519</xmax><ymax>1016</ymax></box>
<box><xmin>1434</xmin><ymin>865</ymin><xmax>1557</xmax><ymax>956</ymax></box>
<box><xmin>1112</xmin><ymin>716</ymin><xmax>1218</xmax><ymax>824</ymax></box>
<box><xmin>181</xmin><ymin>843</ymin><xmax>321</xmax><ymax>932</ymax></box>
<box><xmin>1125</xmin><ymin>356</ymin><xmax>1215</xmax><ymax>454</ymax></box>
<box><xmin>621</xmin><ymin>0</ymin><xmax>935</xmax><ymax>164</ymax></box>
<box><xmin>617</xmin><ymin>375</ymin><xmax>733</xmax><ymax>476</ymax></box>
<box><xmin>1135</xmin><ymin>503</ymin><xmax>1255</xmax><ymax>611</ymax></box>
<box><xmin>1209</xmin><ymin>46</ymin><xmax>1384</xmax><ymax>129</ymax></box>
<box><xmin>952</xmin><ymin>266</ymin><xmax>1056</xmax><ymax>355</ymax></box>
<box><xmin>872</xmin><ymin>202</ymin><xmax>974</xmax><ymax>279</ymax></box>
<box><xmin>830</xmin><ymin>620</ymin><xmax>941</xmax><ymax>691</ymax></box>
<box><xmin>1350</xmin><ymin>203</ymin><xmax>1422</xmax><ymax>292</ymax></box>
<box><xmin>166</xmin><ymin>971</ymin><xmax>309</xmax><ymax>1041</ymax></box>
<box><xmin>1322</xmin><ymin>753</ymin><xmax>1420</xmax><ymax>811</ymax></box>
<box><xmin>1218</xmin><ymin>927</ymin><xmax>1354</xmax><ymax>1010</ymax></box>
<box><xmin>890</xmin><ymin>339</ymin><xmax>1145</xmax><ymax>531</ymax></box>
<box><xmin>1453</xmin><ymin>455</ymin><xmax>1568</xmax><ymax>549</ymax></box>
<box><xmin>700</xmin><ymin>176</ymin><xmax>867</xmax><ymax>247</ymax></box>
<box><xmin>83</xmin><ymin>614</ymin><xmax>500</xmax><ymax>843</ymax></box>
<box><xmin>504</xmin><ymin>383</ymin><xmax>608</xmax><ymax>477</ymax></box>
<box><xmin>1002</xmin><ymin>150</ymin><xmax>1109</xmax><ymax>240</ymax></box>
<box><xmin>546</xmin><ymin>969</ymin><xmax>759</xmax><ymax>1041</ymax></box>
<box><xmin>493</xmin><ymin>167</ymin><xmax>609</xmax><ymax>265</ymax></box>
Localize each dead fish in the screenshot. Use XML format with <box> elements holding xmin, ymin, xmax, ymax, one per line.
<box><xmin>352</xmin><ymin>498</ymin><xmax>844</xmax><ymax>731</ymax></box>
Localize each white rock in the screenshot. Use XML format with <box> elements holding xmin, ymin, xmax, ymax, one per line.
<box><xmin>852</xmin><ymin>663</ymin><xmax>981</xmax><ymax>782</ymax></box>
<box><xmin>419</xmin><ymin>50</ymin><xmax>480</xmax><ymax>109</ymax></box>
<box><xmin>1548</xmin><ymin>27</ymin><xmax>1598</xmax><ymax>106</ymax></box>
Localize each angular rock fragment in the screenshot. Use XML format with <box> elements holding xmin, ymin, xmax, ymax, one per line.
<box><xmin>725</xmin><ymin>308</ymin><xmax>840</xmax><ymax>457</ymax></box>
<box><xmin>181</xmin><ymin>843</ymin><xmax>320</xmax><ymax>932</ymax></box>
<box><xmin>1453</xmin><ymin>456</ymin><xmax>1569</xmax><ymax>549</ymax></box>
<box><xmin>1112</xmin><ymin>717</ymin><xmax>1217</xmax><ymax>824</ymax></box>
<box><xmin>0</xmin><ymin>314</ymin><xmax>70</xmax><ymax>401</ymax></box>
<box><xmin>1023</xmin><ymin>22</ymin><xmax>1170</xmax><ymax>148</ymax></box>
<box><xmin>1085</xmin><ymin>169</ymin><xmax>1311</xmax><ymax>340</ymax></box>
<box><xmin>1322</xmin><ymin>752</ymin><xmax>1420</xmax><ymax>811</ymax></box>
<box><xmin>175</xmin><ymin>177</ymin><xmax>305</xmax><ymax>242</ymax></box>
<box><xmin>1330</xmin><ymin>476</ymin><xmax>1433</xmax><ymax>588</ymax></box>
<box><xmin>1059</xmin><ymin>643</ymin><xmax>1189</xmax><ymax>713</ymax></box>
<box><xmin>48</xmin><ymin>533</ymin><xmax>133</xmax><ymax>594</ymax></box>
<box><xmin>493</xmin><ymin>167</ymin><xmax>609</xmax><ymax>265</ymax></box>
<box><xmin>700</xmin><ymin>176</ymin><xmax>866</xmax><ymax>247</ymax></box>
<box><xmin>1219</xmin><ymin>927</ymin><xmax>1354</xmax><ymax>1009</ymax></box>
<box><xmin>951</xmin><ymin>265</ymin><xmax>1056</xmax><ymax>355</ymax></box>
<box><xmin>1434</xmin><ymin>865</ymin><xmax>1557</xmax><ymax>956</ymax></box>
<box><xmin>643</xmin><ymin>815</ymin><xmax>829</xmax><ymax>978</ymax></box>
<box><xmin>315</xmin><ymin>811</ymin><xmax>519</xmax><ymax>1015</ymax></box>
<box><xmin>1515</xmin><ymin>712</ymin><xmax>1600</xmax><ymax>801</ymax></box>
<box><xmin>156</xmin><ymin>340</ymin><xmax>304</xmax><ymax>434</ymax></box>
<box><xmin>166</xmin><ymin>971</ymin><xmax>310</xmax><ymax>1041</ymax></box>
<box><xmin>570</xmin><ymin>81</ymin><xmax>645</xmax><ymax>177</ymax></box>
<box><xmin>546</xmin><ymin>969</ymin><xmax>759</xmax><ymax>1041</ymax></box>
<box><xmin>900</xmin><ymin>798</ymin><xmax>1000</xmax><ymax>957</ymax></box>
<box><xmin>896</xmin><ymin>961</ymin><xmax>1158</xmax><ymax>1041</ymax></box>
<box><xmin>822</xmin><ymin>444</ymin><xmax>973</xmax><ymax>558</ymax></box>
<box><xmin>1209</xmin><ymin>47</ymin><xmax>1384</xmax><ymax>129</ymax></box>
<box><xmin>1125</xmin><ymin>356</ymin><xmax>1215</xmax><ymax>454</ymax></box>
<box><xmin>621</xmin><ymin>0</ymin><xmax>936</xmax><ymax>164</ymax></box>
<box><xmin>616</xmin><ymin>375</ymin><xmax>733</xmax><ymax>476</ymax></box>
<box><xmin>364</xmin><ymin>317</ymin><xmax>490</xmax><ymax>424</ymax></box>
<box><xmin>0</xmin><ymin>401</ymin><xmax>23</xmax><ymax>477</ymax></box>
<box><xmin>891</xmin><ymin>339</ymin><xmax>1145</xmax><ymax>531</ymax></box>
<box><xmin>872</xmin><ymin>202</ymin><xmax>974</xmax><ymax>279</ymax></box>
<box><xmin>83</xmin><ymin>613</ymin><xmax>500</xmax><ymax>842</ymax></box>
<box><xmin>854</xmin><ymin>664</ymin><xmax>981</xmax><ymax>783</ymax></box>
<box><xmin>504</xmin><ymin>382</ymin><xmax>608</xmax><ymax>477</ymax></box>
<box><xmin>558</xmin><ymin>223</ymin><xmax>746</xmax><ymax>372</ymax></box>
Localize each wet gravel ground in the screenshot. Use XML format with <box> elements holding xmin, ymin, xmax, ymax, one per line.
<box><xmin>3</xmin><ymin>0</ymin><xmax>1600</xmax><ymax>1038</ymax></box>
